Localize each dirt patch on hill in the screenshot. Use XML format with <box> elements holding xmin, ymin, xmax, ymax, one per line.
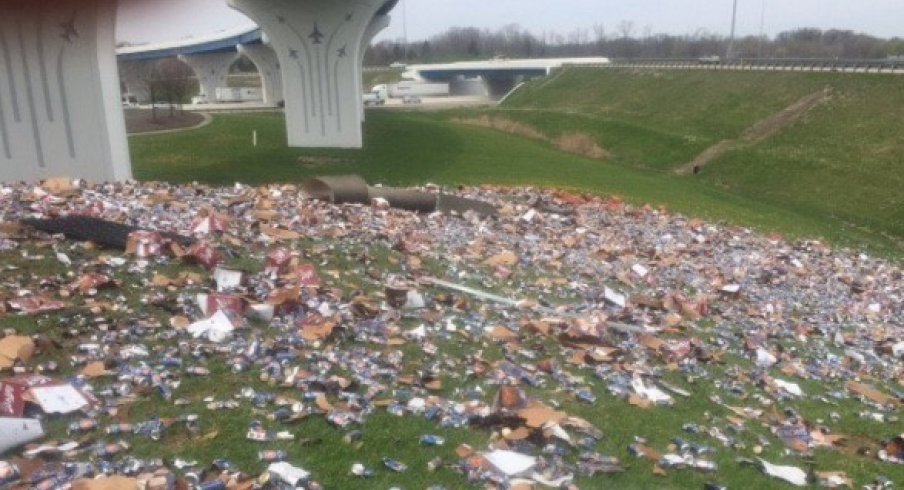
<box><xmin>554</xmin><ymin>133</ymin><xmax>611</xmax><ymax>160</ymax></box>
<box><xmin>452</xmin><ymin>116</ymin><xmax>610</xmax><ymax>161</ymax></box>
<box><xmin>452</xmin><ymin>115</ymin><xmax>546</xmax><ymax>140</ymax></box>
<box><xmin>677</xmin><ymin>88</ymin><xmax>831</xmax><ymax>175</ymax></box>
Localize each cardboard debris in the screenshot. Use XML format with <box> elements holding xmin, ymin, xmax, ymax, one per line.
<box><xmin>302</xmin><ymin>320</ymin><xmax>337</xmax><ymax>342</ymax></box>
<box><xmin>72</xmin><ymin>476</ymin><xmax>139</xmax><ymax>490</ymax></box>
<box><xmin>42</xmin><ymin>176</ymin><xmax>77</xmax><ymax>195</ymax></box>
<box><xmin>518</xmin><ymin>403</ymin><xmax>568</xmax><ymax>429</ymax></box>
<box><xmin>489</xmin><ymin>326</ymin><xmax>520</xmax><ymax>343</ymax></box>
<box><xmin>484</xmin><ymin>250</ymin><xmax>519</xmax><ymax>267</ymax></box>
<box><xmin>262</xmin><ymin>225</ymin><xmax>302</xmax><ymax>241</ymax></box>
<box><xmin>80</xmin><ymin>361</ymin><xmax>110</xmax><ymax>378</ymax></box>
<box><xmin>847</xmin><ymin>381</ymin><xmax>899</xmax><ymax>406</ymax></box>
<box><xmin>0</xmin><ymin>335</ymin><xmax>35</xmax><ymax>370</ymax></box>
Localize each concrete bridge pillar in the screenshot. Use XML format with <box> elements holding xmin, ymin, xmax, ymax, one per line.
<box><xmin>118</xmin><ymin>60</ymin><xmax>153</xmax><ymax>103</ymax></box>
<box><xmin>226</xmin><ymin>0</ymin><xmax>398</xmax><ymax>148</ymax></box>
<box><xmin>237</xmin><ymin>43</ymin><xmax>283</xmax><ymax>106</ymax></box>
<box><xmin>178</xmin><ymin>52</ymin><xmax>238</xmax><ymax>101</ymax></box>
<box><xmin>0</xmin><ymin>0</ymin><xmax>131</xmax><ymax>182</ymax></box>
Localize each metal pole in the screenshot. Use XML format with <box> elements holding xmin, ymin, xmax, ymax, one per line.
<box><xmin>727</xmin><ymin>0</ymin><xmax>739</xmax><ymax>59</ymax></box>
<box><xmin>401</xmin><ymin>0</ymin><xmax>408</xmax><ymax>62</ymax></box>
<box><xmin>757</xmin><ymin>0</ymin><xmax>766</xmax><ymax>58</ymax></box>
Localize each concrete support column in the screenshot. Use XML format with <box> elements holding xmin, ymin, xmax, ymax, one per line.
<box><xmin>237</xmin><ymin>43</ymin><xmax>283</xmax><ymax>106</ymax></box>
<box><xmin>178</xmin><ymin>52</ymin><xmax>238</xmax><ymax>100</ymax></box>
<box><xmin>118</xmin><ymin>60</ymin><xmax>152</xmax><ymax>103</ymax></box>
<box><xmin>0</xmin><ymin>0</ymin><xmax>131</xmax><ymax>182</ymax></box>
<box><xmin>226</xmin><ymin>0</ymin><xmax>398</xmax><ymax>148</ymax></box>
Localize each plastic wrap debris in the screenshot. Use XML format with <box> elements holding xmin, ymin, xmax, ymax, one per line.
<box><xmin>213</xmin><ymin>268</ymin><xmax>243</xmax><ymax>292</ymax></box>
<box><xmin>755</xmin><ymin>458</ymin><xmax>809</xmax><ymax>486</ymax></box>
<box><xmin>630</xmin><ymin>377</ymin><xmax>674</xmax><ymax>406</ymax></box>
<box><xmin>484</xmin><ymin>450</ymin><xmax>537</xmax><ymax>476</ymax></box>
<box><xmin>186</xmin><ymin>310</ymin><xmax>236</xmax><ymax>342</ymax></box>
<box><xmin>773</xmin><ymin>379</ymin><xmax>804</xmax><ymax>398</ymax></box>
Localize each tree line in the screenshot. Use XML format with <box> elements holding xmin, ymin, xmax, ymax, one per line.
<box><xmin>364</xmin><ymin>24</ymin><xmax>904</xmax><ymax>65</ymax></box>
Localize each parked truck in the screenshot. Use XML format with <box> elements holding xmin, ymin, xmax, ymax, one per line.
<box><xmin>362</xmin><ymin>89</ymin><xmax>386</xmax><ymax>106</ymax></box>
<box><xmin>372</xmin><ymin>82</ymin><xmax>450</xmax><ymax>99</ymax></box>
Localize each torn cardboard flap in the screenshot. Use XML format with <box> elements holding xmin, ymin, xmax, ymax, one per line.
<box><xmin>0</xmin><ymin>335</ymin><xmax>35</xmax><ymax>369</ymax></box>
<box><xmin>847</xmin><ymin>381</ymin><xmax>900</xmax><ymax>406</ymax></box>
<box><xmin>484</xmin><ymin>250</ymin><xmax>519</xmax><ymax>268</ymax></box>
<box><xmin>518</xmin><ymin>403</ymin><xmax>567</xmax><ymax>429</ymax></box>
<box><xmin>81</xmin><ymin>361</ymin><xmax>110</xmax><ymax>378</ymax></box>
<box><xmin>72</xmin><ymin>476</ymin><xmax>139</xmax><ymax>490</ymax></box>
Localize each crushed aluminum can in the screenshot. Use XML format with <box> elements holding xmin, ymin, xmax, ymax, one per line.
<box><xmin>420</xmin><ymin>434</ymin><xmax>446</xmax><ymax>446</ymax></box>
<box><xmin>350</xmin><ymin>463</ymin><xmax>374</xmax><ymax>478</ymax></box>
<box><xmin>383</xmin><ymin>458</ymin><xmax>408</xmax><ymax>472</ymax></box>
<box><xmin>259</xmin><ymin>450</ymin><xmax>288</xmax><ymax>462</ymax></box>
<box><xmin>67</xmin><ymin>418</ymin><xmax>99</xmax><ymax>434</ymax></box>
<box><xmin>0</xmin><ymin>462</ymin><xmax>21</xmax><ymax>485</ymax></box>
<box><xmin>427</xmin><ymin>457</ymin><xmax>444</xmax><ymax>472</ymax></box>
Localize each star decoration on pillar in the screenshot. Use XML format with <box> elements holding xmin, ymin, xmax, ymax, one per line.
<box><xmin>288</xmin><ymin>48</ymin><xmax>299</xmax><ymax>59</ymax></box>
<box><xmin>60</xmin><ymin>15</ymin><xmax>79</xmax><ymax>43</ymax></box>
<box><xmin>345</xmin><ymin>13</ymin><xmax>353</xmax><ymax>21</ymax></box>
<box><xmin>277</xmin><ymin>16</ymin><xmax>286</xmax><ymax>24</ymax></box>
<box><xmin>309</xmin><ymin>23</ymin><xmax>324</xmax><ymax>44</ymax></box>
<box><xmin>337</xmin><ymin>45</ymin><xmax>347</xmax><ymax>58</ymax></box>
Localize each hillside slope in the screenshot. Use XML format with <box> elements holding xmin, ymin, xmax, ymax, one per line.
<box><xmin>497</xmin><ymin>68</ymin><xmax>904</xmax><ymax>241</ymax></box>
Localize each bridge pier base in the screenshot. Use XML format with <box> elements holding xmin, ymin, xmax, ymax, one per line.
<box><xmin>179</xmin><ymin>52</ymin><xmax>238</xmax><ymax>102</ymax></box>
<box><xmin>0</xmin><ymin>0</ymin><xmax>131</xmax><ymax>182</ymax></box>
<box><xmin>238</xmin><ymin>43</ymin><xmax>283</xmax><ymax>106</ymax></box>
<box><xmin>226</xmin><ymin>0</ymin><xmax>397</xmax><ymax>148</ymax></box>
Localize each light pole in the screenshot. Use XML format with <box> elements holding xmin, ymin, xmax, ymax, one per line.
<box><xmin>402</xmin><ymin>0</ymin><xmax>408</xmax><ymax>62</ymax></box>
<box><xmin>757</xmin><ymin>0</ymin><xmax>766</xmax><ymax>58</ymax></box>
<box><xmin>726</xmin><ymin>0</ymin><xmax>739</xmax><ymax>59</ymax></box>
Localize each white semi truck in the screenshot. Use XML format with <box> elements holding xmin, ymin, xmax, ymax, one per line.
<box><xmin>371</xmin><ymin>82</ymin><xmax>450</xmax><ymax>99</ymax></box>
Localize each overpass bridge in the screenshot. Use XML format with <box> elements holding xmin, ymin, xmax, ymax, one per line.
<box><xmin>1</xmin><ymin>0</ymin><xmax>398</xmax><ymax>183</ymax></box>
<box><xmin>403</xmin><ymin>57</ymin><xmax>611</xmax><ymax>98</ymax></box>
<box><xmin>117</xmin><ymin>25</ymin><xmax>272</xmax><ymax>105</ymax></box>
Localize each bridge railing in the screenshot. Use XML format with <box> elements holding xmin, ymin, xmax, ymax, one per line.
<box><xmin>600</xmin><ymin>57</ymin><xmax>901</xmax><ymax>73</ymax></box>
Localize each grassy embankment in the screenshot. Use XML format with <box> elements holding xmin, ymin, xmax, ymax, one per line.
<box><xmin>132</xmin><ymin>66</ymin><xmax>904</xmax><ymax>258</ymax></box>
<box><xmin>496</xmin><ymin>68</ymin><xmax>904</xmax><ymax>256</ymax></box>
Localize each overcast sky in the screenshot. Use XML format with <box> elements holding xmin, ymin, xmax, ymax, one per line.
<box><xmin>117</xmin><ymin>0</ymin><xmax>904</xmax><ymax>45</ymax></box>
